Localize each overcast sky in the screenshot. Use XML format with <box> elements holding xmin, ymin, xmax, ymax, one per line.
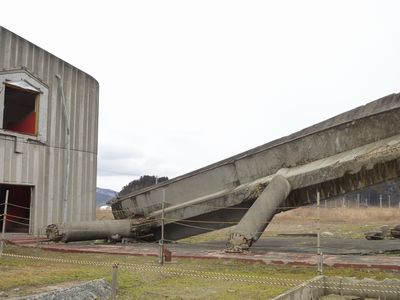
<box><xmin>2</xmin><ymin>1</ymin><xmax>400</xmax><ymax>191</ymax></box>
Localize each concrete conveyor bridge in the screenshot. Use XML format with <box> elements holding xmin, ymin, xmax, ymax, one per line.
<box><xmin>47</xmin><ymin>93</ymin><xmax>400</xmax><ymax>251</ymax></box>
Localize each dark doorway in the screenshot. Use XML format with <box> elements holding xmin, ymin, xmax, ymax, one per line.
<box><xmin>0</xmin><ymin>184</ymin><xmax>31</xmax><ymax>233</ymax></box>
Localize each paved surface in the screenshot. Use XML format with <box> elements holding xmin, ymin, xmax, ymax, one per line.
<box><xmin>6</xmin><ymin>235</ymin><xmax>400</xmax><ymax>270</ymax></box>
<box><xmin>205</xmin><ymin>236</ymin><xmax>400</xmax><ymax>255</ymax></box>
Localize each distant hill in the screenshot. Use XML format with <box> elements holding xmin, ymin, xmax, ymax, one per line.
<box><xmin>96</xmin><ymin>187</ymin><xmax>117</xmax><ymax>207</ymax></box>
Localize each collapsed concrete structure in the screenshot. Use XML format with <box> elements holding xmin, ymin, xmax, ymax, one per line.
<box><xmin>47</xmin><ymin>94</ymin><xmax>400</xmax><ymax>252</ymax></box>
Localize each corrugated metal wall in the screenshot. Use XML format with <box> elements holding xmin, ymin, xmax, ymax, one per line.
<box><xmin>0</xmin><ymin>26</ymin><xmax>99</xmax><ymax>233</ymax></box>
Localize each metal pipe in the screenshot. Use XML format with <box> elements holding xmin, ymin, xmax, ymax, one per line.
<box><xmin>56</xmin><ymin>74</ymin><xmax>70</xmax><ymax>223</ymax></box>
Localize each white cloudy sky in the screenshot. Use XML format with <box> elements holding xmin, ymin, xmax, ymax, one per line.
<box><xmin>2</xmin><ymin>1</ymin><xmax>400</xmax><ymax>191</ymax></box>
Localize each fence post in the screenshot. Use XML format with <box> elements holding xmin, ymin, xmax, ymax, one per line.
<box><xmin>111</xmin><ymin>263</ymin><xmax>118</xmax><ymax>300</ymax></box>
<box><xmin>357</xmin><ymin>194</ymin><xmax>360</xmax><ymax>209</ymax></box>
<box><xmin>379</xmin><ymin>195</ymin><xmax>382</xmax><ymax>208</ymax></box>
<box><xmin>388</xmin><ymin>195</ymin><xmax>391</xmax><ymax>208</ymax></box>
<box><xmin>159</xmin><ymin>189</ymin><xmax>165</xmax><ymax>265</ymax></box>
<box><xmin>36</xmin><ymin>227</ymin><xmax>40</xmax><ymax>248</ymax></box>
<box><xmin>317</xmin><ymin>192</ymin><xmax>323</xmax><ymax>275</ymax></box>
<box><xmin>0</xmin><ymin>190</ymin><xmax>9</xmax><ymax>256</ymax></box>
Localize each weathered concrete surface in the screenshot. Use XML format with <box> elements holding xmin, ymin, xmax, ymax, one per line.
<box><xmin>0</xmin><ymin>26</ymin><xmax>99</xmax><ymax>234</ymax></box>
<box><xmin>227</xmin><ymin>175</ymin><xmax>291</xmax><ymax>251</ymax></box>
<box><xmin>11</xmin><ymin>279</ymin><xmax>111</xmax><ymax>300</ymax></box>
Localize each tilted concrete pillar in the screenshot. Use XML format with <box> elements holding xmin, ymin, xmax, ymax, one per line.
<box><xmin>226</xmin><ymin>174</ymin><xmax>291</xmax><ymax>252</ymax></box>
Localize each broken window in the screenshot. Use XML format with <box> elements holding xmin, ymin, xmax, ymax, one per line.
<box><xmin>0</xmin><ymin>70</ymin><xmax>48</xmax><ymax>142</ymax></box>
<box><xmin>3</xmin><ymin>81</ymin><xmax>39</xmax><ymax>135</ymax></box>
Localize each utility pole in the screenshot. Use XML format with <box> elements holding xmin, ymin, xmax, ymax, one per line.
<box><xmin>0</xmin><ymin>190</ymin><xmax>9</xmax><ymax>256</ymax></box>
<box><xmin>159</xmin><ymin>189</ymin><xmax>165</xmax><ymax>265</ymax></box>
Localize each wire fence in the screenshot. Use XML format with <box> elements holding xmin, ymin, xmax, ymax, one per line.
<box><xmin>2</xmin><ymin>247</ymin><xmax>400</xmax><ymax>298</ymax></box>
<box><xmin>2</xmin><ymin>195</ymin><xmax>400</xmax><ymax>298</ymax></box>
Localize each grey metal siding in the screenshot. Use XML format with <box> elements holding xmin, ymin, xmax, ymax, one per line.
<box><xmin>0</xmin><ymin>26</ymin><xmax>99</xmax><ymax>233</ymax></box>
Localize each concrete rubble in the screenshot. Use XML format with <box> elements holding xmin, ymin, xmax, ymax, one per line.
<box><xmin>10</xmin><ymin>279</ymin><xmax>111</xmax><ymax>300</ymax></box>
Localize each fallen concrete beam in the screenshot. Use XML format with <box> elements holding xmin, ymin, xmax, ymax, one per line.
<box><xmin>47</xmin><ymin>93</ymin><xmax>400</xmax><ymax>245</ymax></box>
<box><xmin>112</xmin><ymin>93</ymin><xmax>400</xmax><ymax>222</ymax></box>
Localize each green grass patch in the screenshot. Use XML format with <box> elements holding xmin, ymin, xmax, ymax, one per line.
<box><xmin>1</xmin><ymin>244</ymin><xmax>400</xmax><ymax>299</ymax></box>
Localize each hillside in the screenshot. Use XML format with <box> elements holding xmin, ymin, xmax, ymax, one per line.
<box><xmin>96</xmin><ymin>187</ymin><xmax>117</xmax><ymax>207</ymax></box>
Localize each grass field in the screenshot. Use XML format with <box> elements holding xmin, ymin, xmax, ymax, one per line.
<box><xmin>1</xmin><ymin>244</ymin><xmax>400</xmax><ymax>299</ymax></box>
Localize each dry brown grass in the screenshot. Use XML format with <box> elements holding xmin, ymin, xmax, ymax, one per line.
<box><xmin>98</xmin><ymin>206</ymin><xmax>400</xmax><ymax>223</ymax></box>
<box><xmin>260</xmin><ymin>207</ymin><xmax>400</xmax><ymax>239</ymax></box>
<box><xmin>96</xmin><ymin>208</ymin><xmax>114</xmax><ymax>220</ymax></box>
<box><xmin>275</xmin><ymin>207</ymin><xmax>400</xmax><ymax>223</ymax></box>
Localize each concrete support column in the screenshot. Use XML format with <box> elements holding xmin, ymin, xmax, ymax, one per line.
<box><xmin>226</xmin><ymin>174</ymin><xmax>291</xmax><ymax>252</ymax></box>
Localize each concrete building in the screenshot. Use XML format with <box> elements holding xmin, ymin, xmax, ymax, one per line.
<box><xmin>0</xmin><ymin>26</ymin><xmax>99</xmax><ymax>234</ymax></box>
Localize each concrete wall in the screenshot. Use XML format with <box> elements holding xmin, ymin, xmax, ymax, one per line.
<box><xmin>272</xmin><ymin>276</ymin><xmax>325</xmax><ymax>300</ymax></box>
<box><xmin>272</xmin><ymin>276</ymin><xmax>400</xmax><ymax>300</ymax></box>
<box><xmin>0</xmin><ymin>26</ymin><xmax>99</xmax><ymax>233</ymax></box>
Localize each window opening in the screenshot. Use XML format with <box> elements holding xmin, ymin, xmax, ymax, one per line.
<box><xmin>3</xmin><ymin>82</ymin><xmax>39</xmax><ymax>136</ymax></box>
